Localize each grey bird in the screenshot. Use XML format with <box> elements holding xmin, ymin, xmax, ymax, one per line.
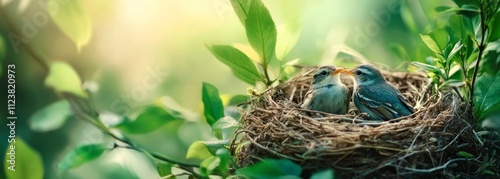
<box><xmin>301</xmin><ymin>66</ymin><xmax>350</xmax><ymax>114</ymax></box>
<box><xmin>343</xmin><ymin>64</ymin><xmax>415</xmax><ymax>120</ymax></box>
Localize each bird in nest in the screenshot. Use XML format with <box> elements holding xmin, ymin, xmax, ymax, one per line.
<box><xmin>301</xmin><ymin>66</ymin><xmax>351</xmax><ymax>115</ymax></box>
<box><xmin>343</xmin><ymin>64</ymin><xmax>415</xmax><ymax>120</ymax></box>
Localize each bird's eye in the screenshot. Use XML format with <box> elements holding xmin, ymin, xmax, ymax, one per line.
<box><xmin>356</xmin><ymin>70</ymin><xmax>363</xmax><ymax>76</ymax></box>
<box><xmin>320</xmin><ymin>71</ymin><xmax>327</xmax><ymax>76</ymax></box>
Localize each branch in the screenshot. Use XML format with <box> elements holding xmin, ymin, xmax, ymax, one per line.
<box><xmin>469</xmin><ymin>1</ymin><xmax>488</xmax><ymax>105</ymax></box>
<box><xmin>0</xmin><ymin>7</ymin><xmax>49</xmax><ymax>71</ymax></box>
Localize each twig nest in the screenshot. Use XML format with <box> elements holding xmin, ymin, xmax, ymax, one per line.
<box><xmin>232</xmin><ymin>68</ymin><xmax>485</xmax><ymax>178</ymax></box>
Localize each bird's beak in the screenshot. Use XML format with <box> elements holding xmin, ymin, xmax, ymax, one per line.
<box><xmin>332</xmin><ymin>68</ymin><xmax>344</xmax><ymax>75</ymax></box>
<box><xmin>340</xmin><ymin>69</ymin><xmax>354</xmax><ymax>76</ymax></box>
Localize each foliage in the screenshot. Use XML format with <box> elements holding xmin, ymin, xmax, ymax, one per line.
<box><xmin>2</xmin><ymin>0</ymin><xmax>500</xmax><ymax>178</ymax></box>
<box><xmin>4</xmin><ymin>138</ymin><xmax>44</xmax><ymax>179</ymax></box>
<box><xmin>48</xmin><ymin>0</ymin><xmax>91</xmax><ymax>51</ymax></box>
<box><xmin>208</xmin><ymin>0</ymin><xmax>299</xmax><ymax>87</ymax></box>
<box><xmin>58</xmin><ymin>144</ymin><xmax>107</xmax><ymax>173</ymax></box>
<box><xmin>236</xmin><ymin>159</ymin><xmax>302</xmax><ymax>179</ymax></box>
<box><xmin>29</xmin><ymin>100</ymin><xmax>72</xmax><ymax>132</ymax></box>
<box><xmin>410</xmin><ymin>0</ymin><xmax>500</xmax><ymax>123</ymax></box>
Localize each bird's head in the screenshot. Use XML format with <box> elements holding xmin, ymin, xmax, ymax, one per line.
<box><xmin>342</xmin><ymin>64</ymin><xmax>385</xmax><ymax>86</ymax></box>
<box><xmin>312</xmin><ymin>66</ymin><xmax>345</xmax><ymax>85</ymax></box>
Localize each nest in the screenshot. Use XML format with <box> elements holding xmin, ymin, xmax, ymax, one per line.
<box><xmin>231</xmin><ymin>68</ymin><xmax>490</xmax><ymax>178</ymax></box>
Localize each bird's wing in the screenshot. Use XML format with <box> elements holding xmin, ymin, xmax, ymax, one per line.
<box><xmin>345</xmin><ymin>85</ymin><xmax>351</xmax><ymax>113</ymax></box>
<box><xmin>355</xmin><ymin>90</ymin><xmax>398</xmax><ymax>120</ymax></box>
<box><xmin>301</xmin><ymin>88</ymin><xmax>315</xmax><ymax>108</ymax></box>
<box><xmin>397</xmin><ymin>93</ymin><xmax>415</xmax><ymax>113</ymax></box>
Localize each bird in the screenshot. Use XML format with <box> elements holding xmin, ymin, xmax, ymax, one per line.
<box><xmin>342</xmin><ymin>64</ymin><xmax>415</xmax><ymax>120</ymax></box>
<box><xmin>301</xmin><ymin>66</ymin><xmax>350</xmax><ymax>115</ymax></box>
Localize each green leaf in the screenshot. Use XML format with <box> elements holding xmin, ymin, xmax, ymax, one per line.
<box><xmin>489</xmin><ymin>11</ymin><xmax>500</xmax><ymax>42</ymax></box>
<box><xmin>199</xmin><ymin>156</ymin><xmax>221</xmax><ymax>177</ymax></box>
<box><xmin>311</xmin><ymin>169</ymin><xmax>335</xmax><ymax>179</ymax></box>
<box><xmin>202</xmin><ymin>82</ymin><xmax>225</xmax><ymax>126</ymax></box>
<box><xmin>48</xmin><ymin>0</ymin><xmax>91</xmax><ymax>51</ymax></box>
<box><xmin>245</xmin><ymin>0</ymin><xmax>277</xmax><ymax>65</ymax></box>
<box><xmin>29</xmin><ymin>100</ymin><xmax>72</xmax><ymax>132</ymax></box>
<box><xmin>186</xmin><ymin>140</ymin><xmax>230</xmax><ymax>160</ymax></box>
<box><xmin>420</xmin><ymin>34</ymin><xmax>442</xmax><ymax>56</ymax></box>
<box><xmin>228</xmin><ymin>94</ymin><xmax>249</xmax><ymax>106</ymax></box>
<box><xmin>429</xmin><ymin>29</ymin><xmax>449</xmax><ymax>53</ymax></box>
<box><xmin>435</xmin><ymin>6</ymin><xmax>452</xmax><ymax>12</ymax></box>
<box><xmin>4</xmin><ymin>138</ymin><xmax>44</xmax><ymax>179</ymax></box>
<box><xmin>214</xmin><ymin>148</ymin><xmax>231</xmax><ymax>176</ymax></box>
<box><xmin>229</xmin><ymin>0</ymin><xmax>251</xmax><ymax>25</ymax></box>
<box><xmin>447</xmin><ymin>40</ymin><xmax>463</xmax><ymax>61</ymax></box>
<box><xmin>45</xmin><ymin>61</ymin><xmax>88</xmax><ymax>98</ymax></box>
<box><xmin>207</xmin><ymin>45</ymin><xmax>261</xmax><ymax>85</ymax></box>
<box><xmin>114</xmin><ymin>105</ymin><xmax>180</xmax><ymax>134</ymax></box>
<box><xmin>474</xmin><ymin>73</ymin><xmax>500</xmax><ymax>120</ymax></box>
<box><xmin>58</xmin><ymin>144</ymin><xmax>106</xmax><ymax>173</ymax></box>
<box><xmin>457</xmin><ymin>151</ymin><xmax>474</xmax><ymax>158</ymax></box>
<box><xmin>455</xmin><ymin>5</ymin><xmax>479</xmax><ymax>17</ymax></box>
<box><xmin>157</xmin><ymin>162</ymin><xmax>173</xmax><ymax>178</ymax></box>
<box><xmin>411</xmin><ymin>61</ymin><xmax>444</xmax><ymax>77</ymax></box>
<box><xmin>236</xmin><ymin>159</ymin><xmax>302</xmax><ymax>179</ymax></box>
<box><xmin>186</xmin><ymin>141</ymin><xmax>213</xmax><ymax>161</ymax></box>
<box><xmin>482</xmin><ymin>42</ymin><xmax>500</xmax><ymax>75</ymax></box>
<box><xmin>212</xmin><ymin>116</ymin><xmax>240</xmax><ymax>130</ymax></box>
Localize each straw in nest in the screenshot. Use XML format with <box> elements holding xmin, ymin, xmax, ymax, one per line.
<box><xmin>231</xmin><ymin>68</ymin><xmax>488</xmax><ymax>178</ymax></box>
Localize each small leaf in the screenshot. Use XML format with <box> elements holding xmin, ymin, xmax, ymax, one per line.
<box><xmin>435</xmin><ymin>6</ymin><xmax>452</xmax><ymax>12</ymax></box>
<box><xmin>474</xmin><ymin>73</ymin><xmax>500</xmax><ymax>121</ymax></box>
<box><xmin>439</xmin><ymin>79</ymin><xmax>465</xmax><ymax>88</ymax></box>
<box><xmin>229</xmin><ymin>0</ymin><xmax>251</xmax><ymax>25</ymax></box>
<box><xmin>311</xmin><ymin>169</ymin><xmax>335</xmax><ymax>179</ymax></box>
<box><xmin>207</xmin><ymin>45</ymin><xmax>261</xmax><ymax>85</ymax></box>
<box><xmin>457</xmin><ymin>151</ymin><xmax>474</xmax><ymax>158</ymax></box>
<box><xmin>455</xmin><ymin>5</ymin><xmax>479</xmax><ymax>17</ymax></box>
<box><xmin>157</xmin><ymin>162</ymin><xmax>173</xmax><ymax>178</ymax></box>
<box><xmin>29</xmin><ymin>100</ymin><xmax>72</xmax><ymax>132</ymax></box>
<box><xmin>214</xmin><ymin>148</ymin><xmax>231</xmax><ymax>176</ymax></box>
<box><xmin>489</xmin><ymin>11</ymin><xmax>500</xmax><ymax>42</ymax></box>
<box><xmin>420</xmin><ymin>34</ymin><xmax>442</xmax><ymax>56</ymax></box>
<box><xmin>228</xmin><ymin>94</ymin><xmax>249</xmax><ymax>106</ymax></box>
<box><xmin>202</xmin><ymin>82</ymin><xmax>225</xmax><ymax>126</ymax></box>
<box><xmin>245</xmin><ymin>0</ymin><xmax>277</xmax><ymax>65</ymax></box>
<box><xmin>114</xmin><ymin>105</ymin><xmax>180</xmax><ymax>134</ymax></box>
<box><xmin>58</xmin><ymin>144</ymin><xmax>106</xmax><ymax>173</ymax></box>
<box><xmin>4</xmin><ymin>138</ymin><xmax>44</xmax><ymax>179</ymax></box>
<box><xmin>186</xmin><ymin>140</ymin><xmax>229</xmax><ymax>161</ymax></box>
<box><xmin>236</xmin><ymin>159</ymin><xmax>302</xmax><ymax>179</ymax></box>
<box><xmin>411</xmin><ymin>61</ymin><xmax>444</xmax><ymax>77</ymax></box>
<box><xmin>233</xmin><ymin>43</ymin><xmax>261</xmax><ymax>64</ymax></box>
<box><xmin>447</xmin><ymin>40</ymin><xmax>463</xmax><ymax>61</ymax></box>
<box><xmin>199</xmin><ymin>156</ymin><xmax>221</xmax><ymax>177</ymax></box>
<box><xmin>45</xmin><ymin>61</ymin><xmax>87</xmax><ymax>98</ymax></box>
<box><xmin>212</xmin><ymin>116</ymin><xmax>240</xmax><ymax>130</ymax></box>
<box><xmin>186</xmin><ymin>141</ymin><xmax>213</xmax><ymax>161</ymax></box>
<box><xmin>48</xmin><ymin>0</ymin><xmax>91</xmax><ymax>51</ymax></box>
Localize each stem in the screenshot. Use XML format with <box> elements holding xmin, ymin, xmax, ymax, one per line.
<box><xmin>469</xmin><ymin>1</ymin><xmax>488</xmax><ymax>105</ymax></box>
<box><xmin>0</xmin><ymin>7</ymin><xmax>50</xmax><ymax>71</ymax></box>
<box><xmin>262</xmin><ymin>62</ymin><xmax>272</xmax><ymax>86</ymax></box>
<box><xmin>65</xmin><ymin>94</ymin><xmax>200</xmax><ymax>168</ymax></box>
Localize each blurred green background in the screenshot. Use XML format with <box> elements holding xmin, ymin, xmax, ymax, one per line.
<box><xmin>0</xmin><ymin>0</ymin><xmax>468</xmax><ymax>178</ymax></box>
